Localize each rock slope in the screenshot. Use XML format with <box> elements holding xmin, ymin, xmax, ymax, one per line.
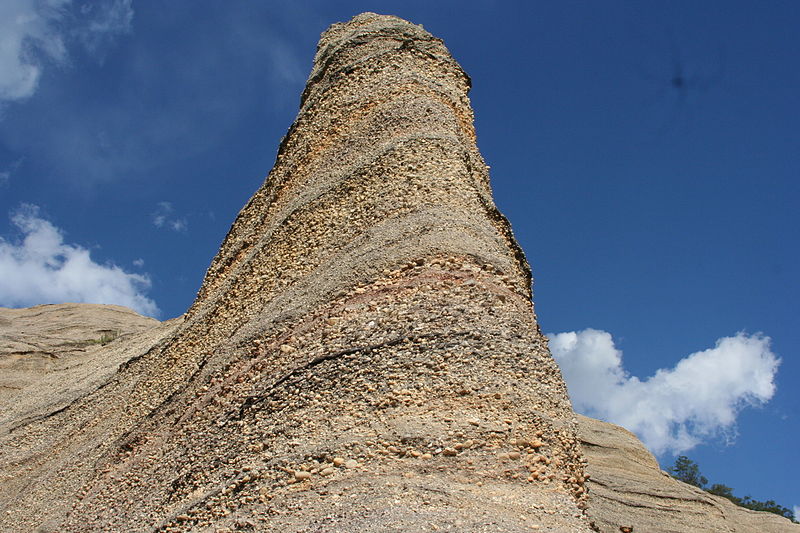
<box><xmin>1</xmin><ymin>13</ymin><xmax>591</xmax><ymax>532</ymax></box>
<box><xmin>0</xmin><ymin>304</ymin><xmax>180</xmax><ymax>435</ymax></box>
<box><xmin>579</xmin><ymin>415</ymin><xmax>799</xmax><ymax>533</ymax></box>
<box><xmin>3</xmin><ymin>305</ymin><xmax>796</xmax><ymax>532</ymax></box>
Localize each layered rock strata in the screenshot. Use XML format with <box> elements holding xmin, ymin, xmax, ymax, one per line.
<box><xmin>4</xmin><ymin>306</ymin><xmax>798</xmax><ymax>532</ymax></box>
<box><xmin>579</xmin><ymin>415</ymin><xmax>799</xmax><ymax>533</ymax></box>
<box><xmin>0</xmin><ymin>13</ymin><xmax>592</xmax><ymax>532</ymax></box>
<box><xmin>0</xmin><ymin>304</ymin><xmax>178</xmax><ymax>435</ymax></box>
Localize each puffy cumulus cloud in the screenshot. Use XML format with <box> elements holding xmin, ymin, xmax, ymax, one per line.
<box><xmin>151</xmin><ymin>202</ymin><xmax>187</xmax><ymax>232</ymax></box>
<box><xmin>548</xmin><ymin>328</ymin><xmax>780</xmax><ymax>455</ymax></box>
<box><xmin>0</xmin><ymin>0</ymin><xmax>132</xmax><ymax>103</ymax></box>
<box><xmin>0</xmin><ymin>204</ymin><xmax>158</xmax><ymax>316</ymax></box>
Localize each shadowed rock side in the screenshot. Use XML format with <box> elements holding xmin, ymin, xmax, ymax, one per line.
<box><xmin>0</xmin><ymin>13</ymin><xmax>591</xmax><ymax>532</ymax></box>
<box><xmin>578</xmin><ymin>415</ymin><xmax>799</xmax><ymax>533</ymax></box>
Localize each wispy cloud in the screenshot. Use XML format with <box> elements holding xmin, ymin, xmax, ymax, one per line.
<box><xmin>73</xmin><ymin>0</ymin><xmax>133</xmax><ymax>59</ymax></box>
<box><xmin>0</xmin><ymin>0</ymin><xmax>132</xmax><ymax>104</ymax></box>
<box><xmin>0</xmin><ymin>204</ymin><xmax>158</xmax><ymax>316</ymax></box>
<box><xmin>0</xmin><ymin>4</ymin><xmax>305</xmax><ymax>188</ymax></box>
<box><xmin>151</xmin><ymin>202</ymin><xmax>187</xmax><ymax>232</ymax></box>
<box><xmin>0</xmin><ymin>158</ymin><xmax>23</xmax><ymax>186</ymax></box>
<box><xmin>0</xmin><ymin>0</ymin><xmax>68</xmax><ymax>102</ymax></box>
<box><xmin>548</xmin><ymin>328</ymin><xmax>779</xmax><ymax>455</ymax></box>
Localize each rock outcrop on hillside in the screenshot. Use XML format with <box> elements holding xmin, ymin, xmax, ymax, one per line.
<box><xmin>3</xmin><ymin>305</ymin><xmax>796</xmax><ymax>532</ymax></box>
<box><xmin>0</xmin><ymin>304</ymin><xmax>180</xmax><ymax>435</ymax></box>
<box><xmin>579</xmin><ymin>415</ymin><xmax>798</xmax><ymax>533</ymax></box>
<box><xmin>2</xmin><ymin>13</ymin><xmax>796</xmax><ymax>533</ymax></box>
<box><xmin>1</xmin><ymin>13</ymin><xmax>591</xmax><ymax>532</ymax></box>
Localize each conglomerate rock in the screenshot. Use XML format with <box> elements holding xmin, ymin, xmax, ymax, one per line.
<box><xmin>4</xmin><ymin>308</ymin><xmax>798</xmax><ymax>533</ymax></box>
<box><xmin>0</xmin><ymin>13</ymin><xmax>594</xmax><ymax>532</ymax></box>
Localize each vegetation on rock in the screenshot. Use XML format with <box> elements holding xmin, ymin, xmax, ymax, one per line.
<box><xmin>669</xmin><ymin>456</ymin><xmax>796</xmax><ymax>522</ymax></box>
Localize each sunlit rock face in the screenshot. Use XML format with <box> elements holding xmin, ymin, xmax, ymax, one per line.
<box><xmin>578</xmin><ymin>414</ymin><xmax>800</xmax><ymax>533</ymax></box>
<box><xmin>0</xmin><ymin>13</ymin><xmax>591</xmax><ymax>532</ymax></box>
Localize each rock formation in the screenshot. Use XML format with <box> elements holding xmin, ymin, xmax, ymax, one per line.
<box><xmin>0</xmin><ymin>13</ymin><xmax>591</xmax><ymax>532</ymax></box>
<box><xmin>579</xmin><ymin>415</ymin><xmax>798</xmax><ymax>533</ymax></box>
<box><xmin>1</xmin><ymin>12</ymin><xmax>796</xmax><ymax>533</ymax></box>
<box><xmin>4</xmin><ymin>306</ymin><xmax>797</xmax><ymax>532</ymax></box>
<box><xmin>0</xmin><ymin>304</ymin><xmax>179</xmax><ymax>436</ymax></box>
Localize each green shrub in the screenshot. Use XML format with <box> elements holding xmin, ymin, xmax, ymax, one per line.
<box><xmin>668</xmin><ymin>456</ymin><xmax>796</xmax><ymax>522</ymax></box>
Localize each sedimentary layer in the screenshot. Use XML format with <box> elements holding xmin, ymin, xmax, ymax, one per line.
<box><xmin>4</xmin><ymin>305</ymin><xmax>797</xmax><ymax>531</ymax></box>
<box><xmin>1</xmin><ymin>13</ymin><xmax>591</xmax><ymax>532</ymax></box>
<box><xmin>579</xmin><ymin>415</ymin><xmax>799</xmax><ymax>533</ymax></box>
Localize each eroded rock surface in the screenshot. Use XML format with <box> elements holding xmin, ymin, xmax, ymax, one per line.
<box><xmin>4</xmin><ymin>306</ymin><xmax>796</xmax><ymax>532</ymax></box>
<box><xmin>5</xmin><ymin>12</ymin><xmax>792</xmax><ymax>533</ymax></box>
<box><xmin>0</xmin><ymin>304</ymin><xmax>180</xmax><ymax>434</ymax></box>
<box><xmin>579</xmin><ymin>414</ymin><xmax>799</xmax><ymax>533</ymax></box>
<box><xmin>0</xmin><ymin>13</ymin><xmax>590</xmax><ymax>532</ymax></box>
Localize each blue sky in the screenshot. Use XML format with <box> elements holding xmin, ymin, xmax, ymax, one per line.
<box><xmin>1</xmin><ymin>0</ymin><xmax>797</xmax><ymax>516</ymax></box>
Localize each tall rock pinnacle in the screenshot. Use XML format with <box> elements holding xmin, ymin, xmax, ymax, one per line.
<box><xmin>0</xmin><ymin>13</ymin><xmax>591</xmax><ymax>532</ymax></box>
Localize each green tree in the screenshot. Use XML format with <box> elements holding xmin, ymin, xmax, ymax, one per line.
<box><xmin>668</xmin><ymin>455</ymin><xmax>707</xmax><ymax>488</ymax></box>
<box><xmin>737</xmin><ymin>496</ymin><xmax>795</xmax><ymax>521</ymax></box>
<box><xmin>707</xmin><ymin>483</ymin><xmax>742</xmax><ymax>505</ymax></box>
<box><xmin>671</xmin><ymin>459</ymin><xmax>797</xmax><ymax>523</ymax></box>
<box><xmin>707</xmin><ymin>483</ymin><xmax>736</xmax><ymax>500</ymax></box>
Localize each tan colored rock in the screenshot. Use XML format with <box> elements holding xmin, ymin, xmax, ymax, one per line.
<box><xmin>578</xmin><ymin>414</ymin><xmax>799</xmax><ymax>533</ymax></box>
<box><xmin>0</xmin><ymin>12</ymin><xmax>590</xmax><ymax>531</ymax></box>
<box><xmin>1</xmin><ymin>307</ymin><xmax>795</xmax><ymax>531</ymax></box>
<box><xmin>0</xmin><ymin>12</ymin><xmax>791</xmax><ymax>533</ymax></box>
<box><xmin>0</xmin><ymin>303</ymin><xmax>180</xmax><ymax>434</ymax></box>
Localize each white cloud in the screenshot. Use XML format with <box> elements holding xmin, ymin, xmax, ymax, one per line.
<box><xmin>0</xmin><ymin>204</ymin><xmax>158</xmax><ymax>316</ymax></box>
<box><xmin>0</xmin><ymin>4</ymin><xmax>301</xmax><ymax>188</ymax></box>
<box><xmin>0</xmin><ymin>0</ymin><xmax>132</xmax><ymax>103</ymax></box>
<box><xmin>0</xmin><ymin>171</ymin><xmax>8</xmax><ymax>186</ymax></box>
<box><xmin>0</xmin><ymin>0</ymin><xmax>68</xmax><ymax>101</ymax></box>
<box><xmin>151</xmin><ymin>202</ymin><xmax>187</xmax><ymax>232</ymax></box>
<box><xmin>794</xmin><ymin>506</ymin><xmax>799</xmax><ymax>522</ymax></box>
<box><xmin>548</xmin><ymin>328</ymin><xmax>780</xmax><ymax>455</ymax></box>
<box><xmin>132</xmin><ymin>257</ymin><xmax>144</xmax><ymax>267</ymax></box>
<box><xmin>170</xmin><ymin>218</ymin><xmax>187</xmax><ymax>232</ymax></box>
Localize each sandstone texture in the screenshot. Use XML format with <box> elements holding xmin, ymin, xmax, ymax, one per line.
<box><xmin>1</xmin><ymin>13</ymin><xmax>590</xmax><ymax>532</ymax></box>
<box><xmin>579</xmin><ymin>414</ymin><xmax>799</xmax><ymax>532</ymax></box>
<box><xmin>0</xmin><ymin>304</ymin><xmax>180</xmax><ymax>435</ymax></box>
